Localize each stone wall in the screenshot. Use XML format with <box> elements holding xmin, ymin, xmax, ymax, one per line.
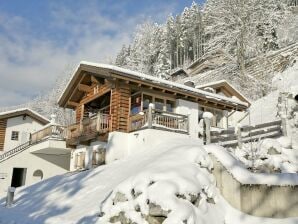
<box><xmin>211</xmin><ymin>155</ymin><xmax>298</xmax><ymax>218</ymax></box>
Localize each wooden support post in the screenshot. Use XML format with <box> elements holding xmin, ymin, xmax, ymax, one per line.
<box><xmin>96</xmin><ymin>113</ymin><xmax>101</xmax><ymax>132</ymax></box>
<box><xmin>187</xmin><ymin>114</ymin><xmax>190</xmax><ymax>135</ymax></box>
<box><xmin>281</xmin><ymin>117</ymin><xmax>287</xmax><ymax>136</ymax></box>
<box><xmin>204</xmin><ymin>117</ymin><xmax>211</xmax><ymax>144</ymax></box>
<box><xmin>148</xmin><ymin>103</ymin><xmax>153</xmax><ymax>129</ymax></box>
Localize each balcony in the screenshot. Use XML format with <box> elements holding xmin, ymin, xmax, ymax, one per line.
<box><xmin>66</xmin><ymin>113</ymin><xmax>111</xmax><ymax>145</ymax></box>
<box><xmin>129</xmin><ymin>109</ymin><xmax>189</xmax><ymax>134</ymax></box>
<box><xmin>29</xmin><ymin>124</ymin><xmax>69</xmax><ymax>155</ymax></box>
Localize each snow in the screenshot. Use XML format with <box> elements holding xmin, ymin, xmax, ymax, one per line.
<box><xmin>205</xmin><ymin>144</ymin><xmax>298</xmax><ymax>186</ymax></box>
<box><xmin>195</xmin><ymin>79</ymin><xmax>251</xmax><ymax>104</ymax></box>
<box><xmin>0</xmin><ymin>139</ymin><xmax>297</xmax><ymax>223</ymax></box>
<box><xmin>59</xmin><ymin>61</ymin><xmax>249</xmax><ymax>108</ymax></box>
<box><xmin>240</xmin><ymin>58</ymin><xmax>298</xmax><ymax>125</ymax></box>
<box><xmin>231</xmin><ymin>136</ymin><xmax>298</xmax><ymax>174</ymax></box>
<box><xmin>202</xmin><ymin>111</ymin><xmax>214</xmax><ymax>119</ymax></box>
<box><xmin>0</xmin><ymin>108</ymin><xmax>50</xmax><ymax>123</ymax></box>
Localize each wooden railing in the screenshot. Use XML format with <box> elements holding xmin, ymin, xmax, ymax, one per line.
<box><xmin>210</xmin><ymin>120</ymin><xmax>282</xmax><ymax>147</ymax></box>
<box><xmin>129</xmin><ymin>108</ymin><xmax>189</xmax><ymax>133</ymax></box>
<box><xmin>66</xmin><ymin>113</ymin><xmax>111</xmax><ymax>140</ymax></box>
<box><xmin>129</xmin><ymin>111</ymin><xmax>148</xmax><ymax>132</ymax></box>
<box><xmin>0</xmin><ymin>141</ymin><xmax>31</xmax><ymax>163</ymax></box>
<box><xmin>30</xmin><ymin>125</ymin><xmax>66</xmax><ymax>144</ymax></box>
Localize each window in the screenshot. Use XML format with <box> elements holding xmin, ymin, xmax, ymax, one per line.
<box><xmin>143</xmin><ymin>95</ymin><xmax>153</xmax><ymax>110</ymax></box>
<box><xmin>166</xmin><ymin>100</ymin><xmax>175</xmax><ymax>112</ymax></box>
<box><xmin>154</xmin><ymin>98</ymin><xmax>164</xmax><ymax>111</ymax></box>
<box><xmin>11</xmin><ymin>131</ymin><xmax>19</xmax><ymax>141</ymax></box>
<box><xmin>131</xmin><ymin>93</ymin><xmax>142</xmax><ymax>115</ymax></box>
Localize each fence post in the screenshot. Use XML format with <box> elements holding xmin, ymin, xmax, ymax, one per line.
<box><xmin>236</xmin><ymin>123</ymin><xmax>243</xmax><ymax>148</ymax></box>
<box><xmin>148</xmin><ymin>103</ymin><xmax>154</xmax><ymax>129</ymax></box>
<box><xmin>5</xmin><ymin>187</ymin><xmax>15</xmax><ymax>207</ymax></box>
<box><xmin>96</xmin><ymin>113</ymin><xmax>101</xmax><ymax>132</ymax></box>
<box><xmin>203</xmin><ymin>112</ymin><xmax>213</xmax><ymax>144</ymax></box>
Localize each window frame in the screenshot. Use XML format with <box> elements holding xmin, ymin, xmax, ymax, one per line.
<box><xmin>11</xmin><ymin>131</ymin><xmax>19</xmax><ymax>141</ymax></box>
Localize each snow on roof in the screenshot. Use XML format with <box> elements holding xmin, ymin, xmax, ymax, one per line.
<box><xmin>0</xmin><ymin>108</ymin><xmax>49</xmax><ymax>125</ymax></box>
<box><xmin>195</xmin><ymin>79</ymin><xmax>251</xmax><ymax>105</ymax></box>
<box><xmin>205</xmin><ymin>144</ymin><xmax>298</xmax><ymax>186</ymax></box>
<box><xmin>58</xmin><ymin>61</ymin><xmax>249</xmax><ymax>109</ymax></box>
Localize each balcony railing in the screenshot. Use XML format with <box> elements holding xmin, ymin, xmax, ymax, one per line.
<box><xmin>30</xmin><ymin>124</ymin><xmax>66</xmax><ymax>144</ymax></box>
<box><xmin>129</xmin><ymin>108</ymin><xmax>189</xmax><ymax>134</ymax></box>
<box><xmin>66</xmin><ymin>113</ymin><xmax>111</xmax><ymax>141</ymax></box>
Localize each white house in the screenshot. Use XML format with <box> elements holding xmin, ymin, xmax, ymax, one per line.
<box><xmin>0</xmin><ymin>108</ymin><xmax>49</xmax><ymax>152</ymax></box>
<box><xmin>0</xmin><ymin>109</ymin><xmax>71</xmax><ymax>197</ymax></box>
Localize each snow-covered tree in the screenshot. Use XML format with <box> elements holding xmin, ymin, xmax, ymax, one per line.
<box><xmin>204</xmin><ymin>0</ymin><xmax>286</xmax><ymax>77</ymax></box>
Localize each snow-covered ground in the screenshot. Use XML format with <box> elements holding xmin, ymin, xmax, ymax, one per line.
<box><xmin>241</xmin><ymin>58</ymin><xmax>298</xmax><ymax>125</ymax></box>
<box><xmin>231</xmin><ymin>136</ymin><xmax>298</xmax><ymax>174</ymax></box>
<box><xmin>0</xmin><ymin>139</ymin><xmax>297</xmax><ymax>224</ymax></box>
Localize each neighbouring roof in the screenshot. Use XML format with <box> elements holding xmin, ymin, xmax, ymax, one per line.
<box><xmin>170</xmin><ymin>68</ymin><xmax>188</xmax><ymax>77</ymax></box>
<box><xmin>0</xmin><ymin>108</ymin><xmax>50</xmax><ymax>125</ymax></box>
<box><xmin>58</xmin><ymin>61</ymin><xmax>249</xmax><ymax>110</ymax></box>
<box><xmin>195</xmin><ymin>80</ymin><xmax>251</xmax><ymax>106</ymax></box>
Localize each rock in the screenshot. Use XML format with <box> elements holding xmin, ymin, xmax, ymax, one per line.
<box><xmin>268</xmin><ymin>147</ymin><xmax>280</xmax><ymax>155</ymax></box>
<box><xmin>148</xmin><ymin>203</ymin><xmax>170</xmax><ymax>217</ymax></box>
<box><xmin>135</xmin><ymin>204</ymin><xmax>140</xmax><ymax>212</ymax></box>
<box><xmin>113</xmin><ymin>192</ymin><xmax>128</xmax><ymax>205</ymax></box>
<box><xmin>261</xmin><ymin>139</ymin><xmax>282</xmax><ymax>154</ymax></box>
<box><xmin>145</xmin><ymin>215</ymin><xmax>166</xmax><ymax>224</ymax></box>
<box><xmin>110</xmin><ymin>211</ymin><xmax>132</xmax><ymax>224</ymax></box>
<box><xmin>189</xmin><ymin>193</ymin><xmax>202</xmax><ymax>207</ymax></box>
<box><xmin>276</xmin><ymin>136</ymin><xmax>292</xmax><ymax>148</ymax></box>
<box><xmin>131</xmin><ymin>188</ymin><xmax>142</xmax><ymax>199</ymax></box>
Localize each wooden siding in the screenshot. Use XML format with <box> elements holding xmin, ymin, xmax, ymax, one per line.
<box><xmin>74</xmin><ymin>81</ymin><xmax>112</xmax><ymax>123</ymax></box>
<box><xmin>110</xmin><ymin>82</ymin><xmax>130</xmax><ymax>132</ymax></box>
<box><xmin>0</xmin><ymin>119</ymin><xmax>7</xmax><ymax>151</ymax></box>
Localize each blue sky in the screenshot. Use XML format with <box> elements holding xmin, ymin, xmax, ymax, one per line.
<box><xmin>0</xmin><ymin>0</ymin><xmax>205</xmax><ymax>107</ymax></box>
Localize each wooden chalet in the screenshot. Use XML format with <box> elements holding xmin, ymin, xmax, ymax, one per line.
<box><xmin>58</xmin><ymin>62</ymin><xmax>249</xmax><ymax>146</ymax></box>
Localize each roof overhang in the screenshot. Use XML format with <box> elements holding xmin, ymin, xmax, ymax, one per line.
<box><xmin>58</xmin><ymin>62</ymin><xmax>250</xmax><ymax>111</ymax></box>
<box><xmin>195</xmin><ymin>80</ymin><xmax>251</xmax><ymax>106</ymax></box>
<box><xmin>0</xmin><ymin>108</ymin><xmax>50</xmax><ymax>125</ymax></box>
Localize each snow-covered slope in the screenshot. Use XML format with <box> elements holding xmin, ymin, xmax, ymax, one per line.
<box><xmin>0</xmin><ymin>139</ymin><xmax>297</xmax><ymax>224</ymax></box>
<box><xmin>241</xmin><ymin>58</ymin><xmax>298</xmax><ymax>125</ymax></box>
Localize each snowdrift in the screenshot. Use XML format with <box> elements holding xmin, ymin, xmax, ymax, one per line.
<box><xmin>0</xmin><ymin>139</ymin><xmax>297</xmax><ymax>224</ymax></box>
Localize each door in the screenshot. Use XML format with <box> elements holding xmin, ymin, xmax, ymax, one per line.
<box><xmin>11</xmin><ymin>168</ymin><xmax>27</xmax><ymax>188</ymax></box>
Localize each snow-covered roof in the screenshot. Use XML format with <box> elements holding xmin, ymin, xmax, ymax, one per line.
<box><xmin>195</xmin><ymin>80</ymin><xmax>251</xmax><ymax>105</ymax></box>
<box><xmin>58</xmin><ymin>61</ymin><xmax>249</xmax><ymax>110</ymax></box>
<box><xmin>0</xmin><ymin>108</ymin><xmax>49</xmax><ymax>125</ymax></box>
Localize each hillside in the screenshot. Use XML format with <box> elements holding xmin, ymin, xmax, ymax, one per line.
<box><xmin>240</xmin><ymin>56</ymin><xmax>298</xmax><ymax>125</ymax></box>
<box><xmin>0</xmin><ymin>139</ymin><xmax>297</xmax><ymax>224</ymax></box>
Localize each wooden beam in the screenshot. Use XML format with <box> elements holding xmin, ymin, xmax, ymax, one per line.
<box><xmin>91</xmin><ymin>75</ymin><xmax>100</xmax><ymax>84</ymax></box>
<box><xmin>68</xmin><ymin>101</ymin><xmax>79</xmax><ymax>107</ymax></box>
<box><xmin>78</xmin><ymin>84</ymin><xmax>91</xmax><ymax>93</ymax></box>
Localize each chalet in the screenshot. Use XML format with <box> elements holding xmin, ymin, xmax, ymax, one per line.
<box><xmin>58</xmin><ymin>61</ymin><xmax>249</xmax><ymax>167</ymax></box>
<box><xmin>0</xmin><ymin>110</ymin><xmax>70</xmax><ymax>197</ymax></box>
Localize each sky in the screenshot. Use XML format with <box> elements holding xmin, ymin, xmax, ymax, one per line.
<box><xmin>0</xmin><ymin>0</ymin><xmax>205</xmax><ymax>108</ymax></box>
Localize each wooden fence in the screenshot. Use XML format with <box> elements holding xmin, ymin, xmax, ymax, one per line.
<box><xmin>210</xmin><ymin>120</ymin><xmax>282</xmax><ymax>147</ymax></box>
<box><xmin>129</xmin><ymin>108</ymin><xmax>189</xmax><ymax>133</ymax></box>
<box><xmin>66</xmin><ymin>113</ymin><xmax>111</xmax><ymax>141</ymax></box>
<box><xmin>30</xmin><ymin>124</ymin><xmax>66</xmax><ymax>144</ymax></box>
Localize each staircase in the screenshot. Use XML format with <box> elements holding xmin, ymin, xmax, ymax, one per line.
<box><xmin>0</xmin><ymin>124</ymin><xmax>66</xmax><ymax>163</ymax></box>
<box><xmin>0</xmin><ymin>141</ymin><xmax>31</xmax><ymax>163</ymax></box>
